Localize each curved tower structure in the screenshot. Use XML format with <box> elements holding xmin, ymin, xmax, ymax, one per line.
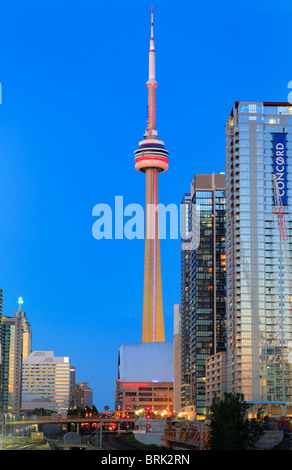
<box><xmin>134</xmin><ymin>7</ymin><xmax>169</xmax><ymax>343</ymax></box>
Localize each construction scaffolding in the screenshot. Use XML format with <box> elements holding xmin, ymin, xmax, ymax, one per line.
<box><xmin>160</xmin><ymin>418</ymin><xmax>210</xmax><ymax>450</ymax></box>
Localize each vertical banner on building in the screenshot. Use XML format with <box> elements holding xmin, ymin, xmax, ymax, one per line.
<box><xmin>273</xmin><ymin>132</ymin><xmax>288</xmax><ymax>205</ymax></box>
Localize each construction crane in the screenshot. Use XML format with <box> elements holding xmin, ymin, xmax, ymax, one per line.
<box><xmin>273</xmin><ymin>174</ymin><xmax>292</xmax><ymax>402</ymax></box>
<box><xmin>273</xmin><ymin>174</ymin><xmax>289</xmax><ymax>244</ymax></box>
<box><xmin>273</xmin><ymin>174</ymin><xmax>292</xmax><ymax>300</ymax></box>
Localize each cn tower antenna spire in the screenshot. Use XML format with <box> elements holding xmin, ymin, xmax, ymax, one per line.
<box><xmin>149</xmin><ymin>6</ymin><xmax>155</xmax><ymax>78</ymax></box>
<box><xmin>146</xmin><ymin>6</ymin><xmax>157</xmax><ymax>137</ymax></box>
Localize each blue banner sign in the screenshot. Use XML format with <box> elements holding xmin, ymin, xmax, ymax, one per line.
<box><xmin>273</xmin><ymin>132</ymin><xmax>288</xmax><ymax>205</ymax></box>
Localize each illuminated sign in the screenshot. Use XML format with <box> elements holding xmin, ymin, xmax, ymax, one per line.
<box><xmin>121</xmin><ymin>383</ymin><xmax>149</xmax><ymax>387</ymax></box>
<box><xmin>273</xmin><ymin>132</ymin><xmax>288</xmax><ymax>205</ymax></box>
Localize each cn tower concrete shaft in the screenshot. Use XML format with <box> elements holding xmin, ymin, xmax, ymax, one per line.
<box><xmin>134</xmin><ymin>7</ymin><xmax>169</xmax><ymax>343</ymax></box>
<box><xmin>142</xmin><ymin>168</ymin><xmax>165</xmax><ymax>342</ymax></box>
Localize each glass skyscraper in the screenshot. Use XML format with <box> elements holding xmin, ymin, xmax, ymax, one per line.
<box><xmin>0</xmin><ymin>288</ymin><xmax>3</xmax><ymax>407</ymax></box>
<box><xmin>14</xmin><ymin>297</ymin><xmax>32</xmax><ymax>361</ymax></box>
<box><xmin>0</xmin><ymin>299</ymin><xmax>32</xmax><ymax>417</ymax></box>
<box><xmin>0</xmin><ymin>316</ymin><xmax>23</xmax><ymax>417</ymax></box>
<box><xmin>226</xmin><ymin>102</ymin><xmax>292</xmax><ymax>415</ymax></box>
<box><xmin>180</xmin><ymin>193</ymin><xmax>192</xmax><ymax>411</ymax></box>
<box><xmin>180</xmin><ymin>174</ymin><xmax>226</xmax><ymax>417</ymax></box>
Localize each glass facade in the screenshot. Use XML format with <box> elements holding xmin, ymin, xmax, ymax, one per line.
<box><xmin>226</xmin><ymin>102</ymin><xmax>292</xmax><ymax>413</ymax></box>
<box><xmin>0</xmin><ymin>288</ymin><xmax>2</xmax><ymax>410</ymax></box>
<box><xmin>14</xmin><ymin>308</ymin><xmax>32</xmax><ymax>361</ymax></box>
<box><xmin>0</xmin><ymin>316</ymin><xmax>23</xmax><ymax>417</ymax></box>
<box><xmin>180</xmin><ymin>193</ymin><xmax>192</xmax><ymax>409</ymax></box>
<box><xmin>181</xmin><ymin>175</ymin><xmax>226</xmax><ymax>416</ymax></box>
<box><xmin>0</xmin><ymin>305</ymin><xmax>32</xmax><ymax>417</ymax></box>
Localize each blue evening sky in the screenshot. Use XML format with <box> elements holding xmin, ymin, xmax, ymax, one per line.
<box><xmin>0</xmin><ymin>0</ymin><xmax>292</xmax><ymax>410</ymax></box>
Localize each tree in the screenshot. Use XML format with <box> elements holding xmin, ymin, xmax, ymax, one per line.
<box><xmin>209</xmin><ymin>392</ymin><xmax>268</xmax><ymax>450</ymax></box>
<box><xmin>90</xmin><ymin>405</ymin><xmax>98</xmax><ymax>416</ymax></box>
<box><xmin>82</xmin><ymin>405</ymin><xmax>90</xmax><ymax>417</ymax></box>
<box><xmin>67</xmin><ymin>405</ymin><xmax>81</xmax><ymax>416</ymax></box>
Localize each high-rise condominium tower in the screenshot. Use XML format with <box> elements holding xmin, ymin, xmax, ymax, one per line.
<box><xmin>0</xmin><ymin>315</ymin><xmax>23</xmax><ymax>417</ymax></box>
<box><xmin>0</xmin><ymin>288</ymin><xmax>3</xmax><ymax>400</ymax></box>
<box><xmin>14</xmin><ymin>297</ymin><xmax>32</xmax><ymax>361</ymax></box>
<box><xmin>180</xmin><ymin>193</ymin><xmax>192</xmax><ymax>410</ymax></box>
<box><xmin>0</xmin><ymin>297</ymin><xmax>32</xmax><ymax>417</ymax></box>
<box><xmin>180</xmin><ymin>175</ymin><xmax>226</xmax><ymax>417</ymax></box>
<box><xmin>134</xmin><ymin>7</ymin><xmax>169</xmax><ymax>343</ymax></box>
<box><xmin>226</xmin><ymin>102</ymin><xmax>292</xmax><ymax>415</ymax></box>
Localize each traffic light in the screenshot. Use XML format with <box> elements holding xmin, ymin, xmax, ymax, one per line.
<box><xmin>146</xmin><ymin>423</ymin><xmax>151</xmax><ymax>432</ymax></box>
<box><xmin>146</xmin><ymin>413</ymin><xmax>151</xmax><ymax>420</ymax></box>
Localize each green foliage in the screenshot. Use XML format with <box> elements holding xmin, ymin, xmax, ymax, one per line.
<box><xmin>67</xmin><ymin>405</ymin><xmax>81</xmax><ymax>416</ymax></box>
<box><xmin>26</xmin><ymin>408</ymin><xmax>53</xmax><ymax>417</ymax></box>
<box><xmin>91</xmin><ymin>405</ymin><xmax>98</xmax><ymax>415</ymax></box>
<box><xmin>122</xmin><ymin>432</ymin><xmax>168</xmax><ymax>450</ymax></box>
<box><xmin>209</xmin><ymin>392</ymin><xmax>269</xmax><ymax>450</ymax></box>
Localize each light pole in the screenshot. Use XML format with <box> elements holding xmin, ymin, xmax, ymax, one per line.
<box><xmin>1</xmin><ymin>415</ymin><xmax>4</xmax><ymax>449</ymax></box>
<box><xmin>99</xmin><ymin>421</ymin><xmax>102</xmax><ymax>450</ymax></box>
<box><xmin>199</xmin><ymin>420</ymin><xmax>206</xmax><ymax>450</ymax></box>
<box><xmin>2</xmin><ymin>414</ymin><xmax>7</xmax><ymax>448</ymax></box>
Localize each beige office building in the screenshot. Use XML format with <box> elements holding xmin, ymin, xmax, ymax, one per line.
<box><xmin>22</xmin><ymin>350</ymin><xmax>70</xmax><ymax>415</ymax></box>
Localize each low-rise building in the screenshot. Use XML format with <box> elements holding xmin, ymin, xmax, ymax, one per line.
<box><xmin>115</xmin><ymin>342</ymin><xmax>174</xmax><ymax>416</ymax></box>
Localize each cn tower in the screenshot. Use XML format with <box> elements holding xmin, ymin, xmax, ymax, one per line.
<box><xmin>134</xmin><ymin>7</ymin><xmax>169</xmax><ymax>343</ymax></box>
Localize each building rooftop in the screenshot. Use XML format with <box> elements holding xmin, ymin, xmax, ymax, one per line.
<box><xmin>23</xmin><ymin>350</ymin><xmax>69</xmax><ymax>365</ymax></box>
